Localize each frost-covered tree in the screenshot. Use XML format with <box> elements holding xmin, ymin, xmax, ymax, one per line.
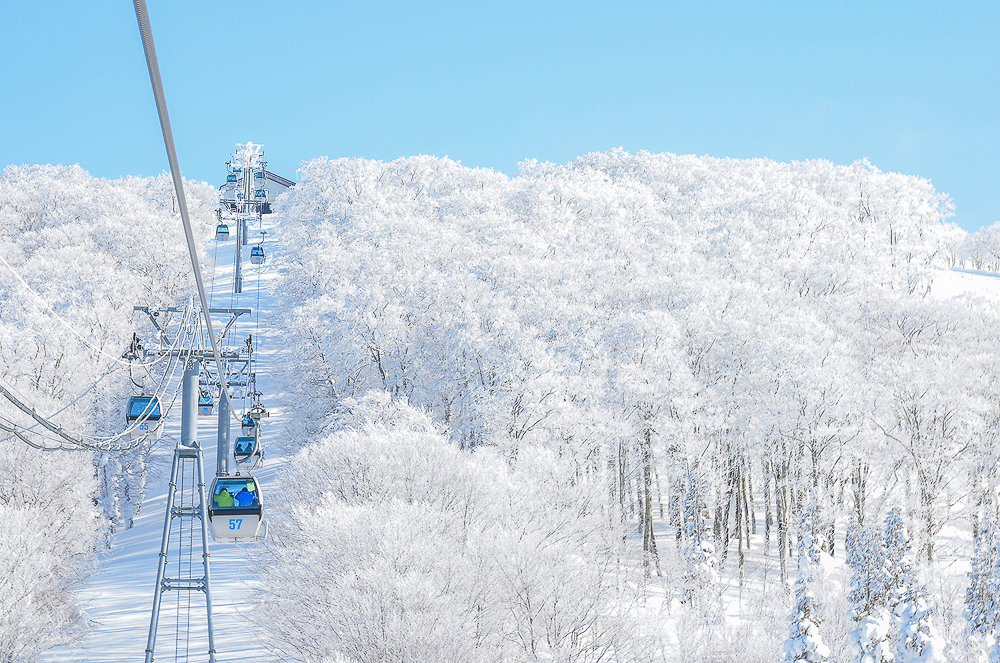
<box><xmin>0</xmin><ymin>442</ymin><xmax>97</xmax><ymax>662</ymax></box>
<box><xmin>847</xmin><ymin>520</ymin><xmax>893</xmax><ymax>663</ymax></box>
<box><xmin>896</xmin><ymin>595</ymin><xmax>947</xmax><ymax>663</ymax></box>
<box><xmin>784</xmin><ymin>505</ymin><xmax>830</xmax><ymax>663</ymax></box>
<box><xmin>874</xmin><ymin>507</ymin><xmax>948</xmax><ymax>663</ymax></box>
<box><xmin>0</xmin><ymin>164</ymin><xmax>216</xmax><ymax>533</ymax></box>
<box><xmin>680</xmin><ymin>472</ymin><xmax>717</xmax><ymax>608</ymax></box>
<box><xmin>251</xmin><ymin>393</ymin><xmax>645</xmax><ymax>663</ymax></box>
<box><xmin>883</xmin><ymin>507</ymin><xmax>915</xmax><ymax>615</ymax></box>
<box><xmin>967</xmin><ymin>512</ymin><xmax>1000</xmax><ymax>661</ymax></box>
<box><xmin>0</xmin><ymin>163</ymin><xmax>216</xmax><ymax>657</ymax></box>
<box><xmin>261</xmin><ymin>149</ymin><xmax>985</xmax><ymax>660</ymax></box>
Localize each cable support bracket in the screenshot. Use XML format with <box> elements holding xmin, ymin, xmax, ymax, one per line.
<box><xmin>161</xmin><ymin>577</ymin><xmax>207</xmax><ymax>592</ymax></box>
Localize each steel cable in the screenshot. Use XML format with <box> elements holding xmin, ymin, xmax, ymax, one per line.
<box><xmin>132</xmin><ymin>0</ymin><xmax>240</xmax><ymax>425</ymax></box>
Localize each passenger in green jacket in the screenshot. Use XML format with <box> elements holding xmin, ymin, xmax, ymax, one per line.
<box><xmin>214</xmin><ymin>488</ymin><xmax>234</xmax><ymax>508</ymax></box>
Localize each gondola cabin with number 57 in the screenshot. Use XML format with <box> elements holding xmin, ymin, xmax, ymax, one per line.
<box><xmin>207</xmin><ymin>476</ymin><xmax>263</xmax><ymax>541</ymax></box>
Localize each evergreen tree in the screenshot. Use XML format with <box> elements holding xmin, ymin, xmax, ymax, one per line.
<box><xmin>895</xmin><ymin>595</ymin><xmax>946</xmax><ymax>663</ymax></box>
<box><xmin>680</xmin><ymin>475</ymin><xmax>717</xmax><ymax>607</ymax></box>
<box><xmin>882</xmin><ymin>507</ymin><xmax>914</xmax><ymax>617</ymax></box>
<box><xmin>846</xmin><ymin>520</ymin><xmax>892</xmax><ymax>663</ymax></box>
<box><xmin>880</xmin><ymin>507</ymin><xmax>946</xmax><ymax>663</ymax></box>
<box><xmin>967</xmin><ymin>513</ymin><xmax>1000</xmax><ymax>661</ymax></box>
<box><xmin>784</xmin><ymin>505</ymin><xmax>830</xmax><ymax>663</ymax></box>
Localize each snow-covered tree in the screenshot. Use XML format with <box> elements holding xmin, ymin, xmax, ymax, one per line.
<box><xmin>967</xmin><ymin>512</ymin><xmax>1000</xmax><ymax>661</ymax></box>
<box><xmin>260</xmin><ymin>149</ymin><xmax>984</xmax><ymax>661</ymax></box>
<box><xmin>883</xmin><ymin>507</ymin><xmax>915</xmax><ymax>615</ymax></box>
<box><xmin>896</xmin><ymin>595</ymin><xmax>947</xmax><ymax>663</ymax></box>
<box><xmin>847</xmin><ymin>520</ymin><xmax>893</xmax><ymax>663</ymax></box>
<box><xmin>873</xmin><ymin>507</ymin><xmax>948</xmax><ymax>663</ymax></box>
<box><xmin>0</xmin><ymin>163</ymin><xmax>216</xmax><ymax>657</ymax></box>
<box><xmin>680</xmin><ymin>472</ymin><xmax>717</xmax><ymax>607</ymax></box>
<box><xmin>784</xmin><ymin>505</ymin><xmax>830</xmax><ymax>663</ymax></box>
<box><xmin>251</xmin><ymin>393</ymin><xmax>645</xmax><ymax>663</ymax></box>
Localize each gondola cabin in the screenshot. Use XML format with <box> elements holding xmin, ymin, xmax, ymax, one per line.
<box><xmin>208</xmin><ymin>476</ymin><xmax>263</xmax><ymax>540</ymax></box>
<box><xmin>126</xmin><ymin>395</ymin><xmax>162</xmax><ymax>440</ymax></box>
<box><xmin>216</xmin><ymin>223</ymin><xmax>229</xmax><ymax>240</ymax></box>
<box><xmin>198</xmin><ymin>390</ymin><xmax>214</xmax><ymax>416</ymax></box>
<box><xmin>226</xmin><ymin>173</ymin><xmax>238</xmax><ymax>183</ymax></box>
<box><xmin>250</xmin><ymin>245</ymin><xmax>265</xmax><ymax>265</ymax></box>
<box><xmin>255</xmin><ymin>189</ymin><xmax>267</xmax><ymax>199</ymax></box>
<box><xmin>241</xmin><ymin>413</ymin><xmax>256</xmax><ymax>433</ymax></box>
<box><xmin>233</xmin><ymin>432</ymin><xmax>262</xmax><ymax>467</ymax></box>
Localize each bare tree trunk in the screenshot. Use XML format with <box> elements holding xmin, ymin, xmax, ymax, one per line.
<box><xmin>852</xmin><ymin>462</ymin><xmax>868</xmax><ymax>528</ymax></box>
<box><xmin>608</xmin><ymin>452</ymin><xmax>618</xmax><ymax>530</ymax></box>
<box><xmin>736</xmin><ymin>463</ymin><xmax>745</xmax><ymax>586</ymax></box>
<box><xmin>620</xmin><ymin>439</ymin><xmax>629</xmax><ymax>526</ymax></box>
<box><xmin>719</xmin><ymin>457</ymin><xmax>735</xmax><ymax>565</ymax></box>
<box><xmin>773</xmin><ymin>456</ymin><xmax>790</xmax><ymax>586</ymax></box>
<box><xmin>763</xmin><ymin>463</ymin><xmax>772</xmax><ymax>556</ymax></box>
<box><xmin>641</xmin><ymin>427</ymin><xmax>661</xmax><ymax>577</ymax></box>
<box><xmin>636</xmin><ymin>468</ymin><xmax>643</xmax><ymax>533</ymax></box>
<box><xmin>653</xmin><ymin>465</ymin><xmax>665</xmax><ymax>519</ymax></box>
<box><xmin>921</xmin><ymin>481</ymin><xmax>935</xmax><ymax>562</ymax></box>
<box><xmin>670</xmin><ymin>480</ymin><xmax>683</xmax><ymax>546</ymax></box>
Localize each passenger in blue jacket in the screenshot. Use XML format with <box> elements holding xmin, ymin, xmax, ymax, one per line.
<box><xmin>235</xmin><ymin>485</ymin><xmax>254</xmax><ymax>507</ymax></box>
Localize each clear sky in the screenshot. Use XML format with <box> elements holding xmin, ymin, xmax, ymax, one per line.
<box><xmin>2</xmin><ymin>1</ymin><xmax>997</xmax><ymax>231</ymax></box>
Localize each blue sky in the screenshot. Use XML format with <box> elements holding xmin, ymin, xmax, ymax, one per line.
<box><xmin>2</xmin><ymin>1</ymin><xmax>997</xmax><ymax>231</ymax></box>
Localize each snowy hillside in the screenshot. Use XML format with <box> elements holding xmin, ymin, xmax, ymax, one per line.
<box><xmin>254</xmin><ymin>152</ymin><xmax>1000</xmax><ymax>662</ymax></box>
<box><xmin>4</xmin><ymin>152</ymin><xmax>1000</xmax><ymax>662</ymax></box>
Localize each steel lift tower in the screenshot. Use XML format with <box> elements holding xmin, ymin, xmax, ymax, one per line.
<box><xmin>145</xmin><ymin>358</ymin><xmax>216</xmax><ymax>663</ymax></box>
<box><xmin>135</xmin><ymin>306</ymin><xmax>251</xmax><ymax>663</ymax></box>
<box><xmin>219</xmin><ymin>143</ymin><xmax>269</xmax><ymax>294</ymax></box>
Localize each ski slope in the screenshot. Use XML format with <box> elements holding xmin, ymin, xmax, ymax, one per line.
<box><xmin>40</xmin><ymin>212</ymin><xmax>285</xmax><ymax>663</ymax></box>
<box><xmin>931</xmin><ymin>266</ymin><xmax>1000</xmax><ymax>300</ymax></box>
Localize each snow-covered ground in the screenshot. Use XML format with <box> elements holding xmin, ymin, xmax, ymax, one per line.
<box><xmin>41</xmin><ymin>212</ymin><xmax>284</xmax><ymax>663</ymax></box>
<box><xmin>931</xmin><ymin>266</ymin><xmax>1000</xmax><ymax>299</ymax></box>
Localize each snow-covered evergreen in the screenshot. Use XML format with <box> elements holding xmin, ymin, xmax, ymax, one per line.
<box><xmin>967</xmin><ymin>511</ymin><xmax>1000</xmax><ymax>661</ymax></box>
<box><xmin>784</xmin><ymin>506</ymin><xmax>831</xmax><ymax>663</ymax></box>
<box><xmin>680</xmin><ymin>473</ymin><xmax>718</xmax><ymax>608</ymax></box>
<box><xmin>896</xmin><ymin>596</ymin><xmax>947</xmax><ymax>663</ymax></box>
<box><xmin>883</xmin><ymin>507</ymin><xmax>915</xmax><ymax>617</ymax></box>
<box><xmin>847</xmin><ymin>520</ymin><xmax>893</xmax><ymax>663</ymax></box>
<box><xmin>873</xmin><ymin>507</ymin><xmax>948</xmax><ymax>663</ymax></box>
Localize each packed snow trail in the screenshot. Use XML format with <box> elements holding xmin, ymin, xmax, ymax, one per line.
<box><xmin>41</xmin><ymin>213</ymin><xmax>285</xmax><ymax>663</ymax></box>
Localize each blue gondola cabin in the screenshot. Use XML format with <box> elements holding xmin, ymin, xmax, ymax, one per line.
<box><xmin>126</xmin><ymin>395</ymin><xmax>163</xmax><ymax>440</ymax></box>
<box><xmin>198</xmin><ymin>390</ymin><xmax>214</xmax><ymax>416</ymax></box>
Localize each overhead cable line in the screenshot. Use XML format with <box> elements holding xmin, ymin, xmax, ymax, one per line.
<box><xmin>0</xmin><ymin>416</ymin><xmax>75</xmax><ymax>452</ymax></box>
<box><xmin>132</xmin><ymin>0</ymin><xmax>239</xmax><ymax>424</ymax></box>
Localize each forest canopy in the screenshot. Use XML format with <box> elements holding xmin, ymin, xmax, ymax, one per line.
<box><xmin>259</xmin><ymin>150</ymin><xmax>1000</xmax><ymax>661</ymax></box>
